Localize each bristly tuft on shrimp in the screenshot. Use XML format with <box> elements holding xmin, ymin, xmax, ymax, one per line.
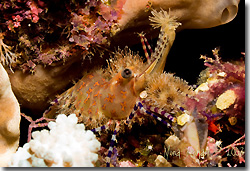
<box><xmin>104</xmin><ymin>47</ymin><xmax>145</xmax><ymax>79</ymax></box>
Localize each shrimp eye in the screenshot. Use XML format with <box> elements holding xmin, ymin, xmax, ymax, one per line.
<box><xmin>121</xmin><ymin>68</ymin><xmax>132</xmax><ymax>78</ymax></box>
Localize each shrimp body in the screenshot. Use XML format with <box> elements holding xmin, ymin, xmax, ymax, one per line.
<box><xmin>69</xmin><ymin>67</ymin><xmax>139</xmax><ymax>120</ymax></box>
<box><xmin>46</xmin><ymin>51</ymin><xmax>149</xmax><ymax>128</ymax></box>
<box><xmin>98</xmin><ymin>67</ymin><xmax>138</xmax><ymax>120</ymax></box>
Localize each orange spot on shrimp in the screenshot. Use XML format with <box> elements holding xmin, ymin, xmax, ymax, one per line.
<box><xmin>120</xmin><ymin>101</ymin><xmax>127</xmax><ymax>111</ymax></box>
<box><xmin>94</xmin><ymin>91</ymin><xmax>101</xmax><ymax>97</ymax></box>
<box><xmin>105</xmin><ymin>94</ymin><xmax>115</xmax><ymax>103</ymax></box>
<box><xmin>86</xmin><ymin>88</ymin><xmax>93</xmax><ymax>94</ymax></box>
<box><xmin>84</xmin><ymin>95</ymin><xmax>90</xmax><ymax>104</ymax></box>
<box><xmin>75</xmin><ymin>100</ymin><xmax>81</xmax><ymax>108</ymax></box>
<box><xmin>88</xmin><ymin>109</ymin><xmax>92</xmax><ymax>114</ymax></box>
<box><xmin>120</xmin><ymin>90</ymin><xmax>127</xmax><ymax>99</ymax></box>
<box><xmin>99</xmin><ymin>78</ymin><xmax>107</xmax><ymax>87</ymax></box>
<box><xmin>77</xmin><ymin>82</ymin><xmax>86</xmax><ymax>91</ymax></box>
<box><xmin>94</xmin><ymin>82</ymin><xmax>100</xmax><ymax>87</ymax></box>
<box><xmin>102</xmin><ymin>104</ymin><xmax>106</xmax><ymax>110</ymax></box>
<box><xmin>92</xmin><ymin>100</ymin><xmax>97</xmax><ymax>106</ymax></box>
<box><xmin>87</xmin><ymin>74</ymin><xmax>94</xmax><ymax>79</ymax></box>
<box><xmin>95</xmin><ymin>108</ymin><xmax>99</xmax><ymax>115</ymax></box>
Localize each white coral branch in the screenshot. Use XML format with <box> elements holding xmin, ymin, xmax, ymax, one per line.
<box><xmin>9</xmin><ymin>114</ymin><xmax>101</xmax><ymax>167</ymax></box>
<box><xmin>0</xmin><ymin>38</ymin><xmax>17</xmax><ymax>67</ymax></box>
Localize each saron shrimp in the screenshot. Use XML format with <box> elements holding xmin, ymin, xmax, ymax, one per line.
<box><xmin>44</xmin><ymin>9</ymin><xmax>181</xmax><ymax>166</ymax></box>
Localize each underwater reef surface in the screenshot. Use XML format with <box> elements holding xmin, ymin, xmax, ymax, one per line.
<box><xmin>0</xmin><ymin>0</ymin><xmax>245</xmax><ymax>167</ymax></box>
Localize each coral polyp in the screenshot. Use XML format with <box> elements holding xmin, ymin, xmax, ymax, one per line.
<box><xmin>144</xmin><ymin>72</ymin><xmax>195</xmax><ymax>113</ymax></box>
<box><xmin>149</xmin><ymin>9</ymin><xmax>181</xmax><ymax>30</ymax></box>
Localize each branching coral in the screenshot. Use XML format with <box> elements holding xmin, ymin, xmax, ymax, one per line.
<box><xmin>0</xmin><ymin>33</ymin><xmax>17</xmax><ymax>69</ymax></box>
<box><xmin>201</xmin><ymin>134</ymin><xmax>245</xmax><ymax>167</ymax></box>
<box><xmin>9</xmin><ymin>114</ymin><xmax>101</xmax><ymax>167</ymax></box>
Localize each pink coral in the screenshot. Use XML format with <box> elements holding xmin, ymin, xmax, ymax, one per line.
<box><xmin>187</xmin><ymin>50</ymin><xmax>245</xmax><ymax>123</ymax></box>
<box><xmin>0</xmin><ymin>0</ymin><xmax>126</xmax><ymax>72</ymax></box>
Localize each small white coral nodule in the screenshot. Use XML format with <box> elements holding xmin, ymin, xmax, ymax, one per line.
<box><xmin>9</xmin><ymin>114</ymin><xmax>101</xmax><ymax>167</ymax></box>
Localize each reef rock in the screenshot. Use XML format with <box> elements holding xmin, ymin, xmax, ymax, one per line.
<box><xmin>8</xmin><ymin>59</ymin><xmax>84</xmax><ymax>114</ymax></box>
<box><xmin>0</xmin><ymin>63</ymin><xmax>21</xmax><ymax>167</ymax></box>
<box><xmin>116</xmin><ymin>0</ymin><xmax>240</xmax><ymax>45</ymax></box>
